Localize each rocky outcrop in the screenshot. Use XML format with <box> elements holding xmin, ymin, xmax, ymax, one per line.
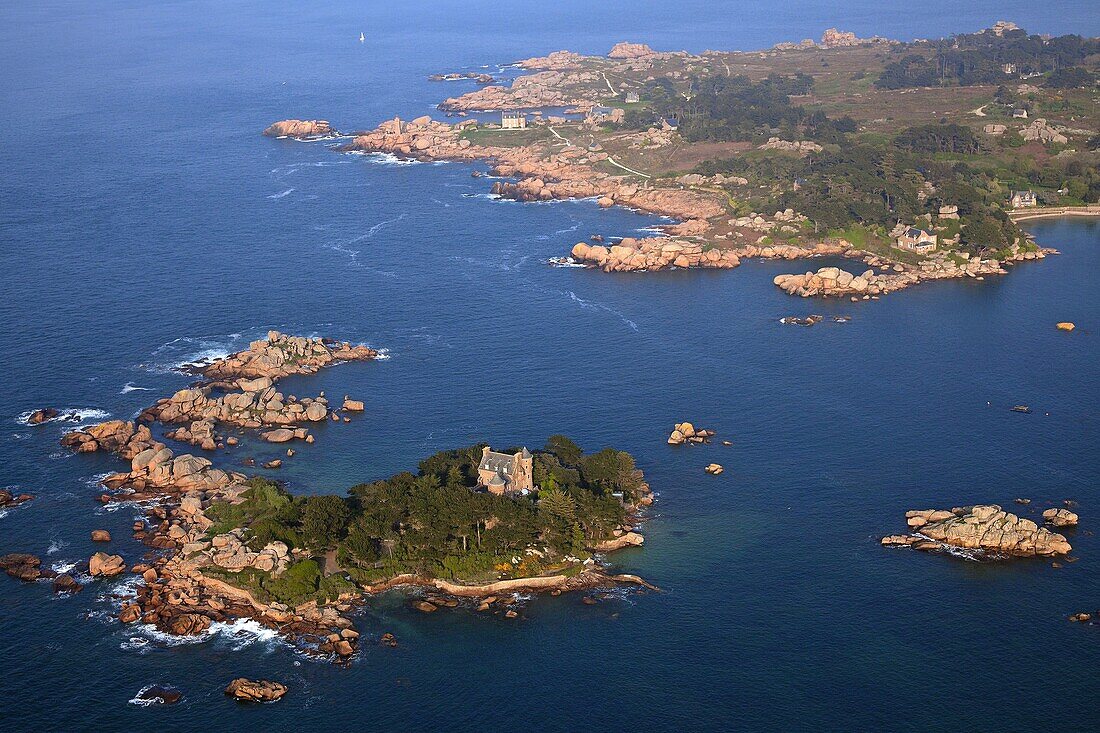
<box><xmin>89</xmin><ymin>552</ymin><xmax>126</xmax><ymax>577</ymax></box>
<box><xmin>774</xmin><ymin>267</ymin><xmax>876</xmax><ymax>297</ymax></box>
<box><xmin>0</xmin><ymin>553</ymin><xmax>45</xmax><ymax>582</ymax></box>
<box><xmin>205</xmin><ymin>530</ymin><xmax>290</xmax><ymax>575</ymax></box>
<box><xmin>759</xmin><ymin>137</ymin><xmax>823</xmax><ymax>154</ymax></box>
<box><xmin>440</xmin><ymin>70</ymin><xmax>600</xmax><ymax>111</ymax></box>
<box><xmin>882</xmin><ymin>505</ymin><xmax>1072</xmax><ymax>557</ymax></box>
<box><xmin>1019</xmin><ymin>119</ymin><xmax>1068</xmax><ymax>145</ymax></box>
<box><xmin>774</xmin><ymin>245</ymin><xmax>1051</xmax><ymax>299</ymax></box>
<box><xmin>667</xmin><ymin>422</ymin><xmax>715</xmax><ymax>445</ymax></box>
<box><xmin>571</xmin><ymin>238</ymin><xmax>740</xmax><ymax>272</ymax></box>
<box><xmin>199</xmin><ymin>331</ymin><xmax>378</xmax><ymax>382</ymax></box>
<box><xmin>516</xmin><ymin>50</ymin><xmax>588</xmax><ymax>71</ymax></box>
<box><xmin>225</xmin><ymin>678</ymin><xmax>288</xmax><ymax>703</ymax></box>
<box><xmin>591</xmin><ymin>531</ymin><xmax>644</xmax><ymax>552</ymax></box>
<box><xmin>428</xmin><ymin>71</ymin><xmax>494</xmax><ymax>83</ymax></box>
<box><xmin>820</xmin><ymin>29</ymin><xmax>873</xmax><ymax>48</ymax></box>
<box><xmin>62</xmin><ymin>421</ymin><xmax>242</xmax><ymax>497</ymax></box>
<box><xmin>262</xmin><ymin>120</ymin><xmax>335</xmax><ymax>139</ymax></box>
<box><xmin>1043</xmin><ymin>508</ymin><xmax>1078</xmax><ymax>527</ymax></box>
<box><xmin>608</xmin><ymin>42</ymin><xmax>656</xmax><ymax>59</ymax></box>
<box><xmin>704</xmin><ymin>463</ymin><xmax>724</xmax><ymax>475</ymax></box>
<box><xmin>27</xmin><ymin>408</ymin><xmax>58</xmax><ymax>424</ymax></box>
<box><xmin>91</xmin><ymin>529</ymin><xmax>111</xmax><ymax>542</ymax></box>
<box><xmin>0</xmin><ymin>489</ymin><xmax>34</xmax><ymax>509</ymax></box>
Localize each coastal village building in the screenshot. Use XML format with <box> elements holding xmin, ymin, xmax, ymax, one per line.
<box><xmin>1002</xmin><ymin>63</ymin><xmax>1017</xmax><ymax>75</ymax></box>
<box><xmin>477</xmin><ymin>446</ymin><xmax>534</xmax><ymax>495</ymax></box>
<box><xmin>895</xmin><ymin>227</ymin><xmax>938</xmax><ymax>253</ymax></box>
<box><xmin>501</xmin><ymin>111</ymin><xmax>527</xmax><ymax>130</ymax></box>
<box><xmin>1010</xmin><ymin>190</ymin><xmax>1038</xmax><ymax>208</ymax></box>
<box><xmin>624</xmin><ymin>91</ymin><xmax>640</xmax><ymax>103</ymax></box>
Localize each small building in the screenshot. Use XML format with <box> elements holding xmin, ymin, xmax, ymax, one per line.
<box><xmin>1002</xmin><ymin>63</ymin><xmax>1017</xmax><ymax>75</ymax></box>
<box><xmin>477</xmin><ymin>446</ymin><xmax>534</xmax><ymax>495</ymax></box>
<box><xmin>1010</xmin><ymin>190</ymin><xmax>1037</xmax><ymax>209</ymax></box>
<box><xmin>1012</xmin><ymin>108</ymin><xmax>1028</xmax><ymax>119</ymax></box>
<box><xmin>624</xmin><ymin>91</ymin><xmax>640</xmax><ymax>104</ymax></box>
<box><xmin>501</xmin><ymin>111</ymin><xmax>526</xmax><ymax>130</ymax></box>
<box><xmin>895</xmin><ymin>227</ymin><xmax>938</xmax><ymax>253</ymax></box>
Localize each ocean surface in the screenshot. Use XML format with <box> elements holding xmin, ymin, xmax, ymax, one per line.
<box><xmin>1</xmin><ymin>1</ymin><xmax>1098</xmax><ymax>731</ymax></box>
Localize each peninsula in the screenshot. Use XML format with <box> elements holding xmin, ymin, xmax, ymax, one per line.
<box><xmin>5</xmin><ymin>332</ymin><xmax>654</xmax><ymax>661</ymax></box>
<box><xmin>269</xmin><ymin>23</ymin><xmax>1099</xmax><ymax>299</ymax></box>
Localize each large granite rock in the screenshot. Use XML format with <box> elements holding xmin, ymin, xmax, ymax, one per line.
<box><xmin>225</xmin><ymin>678</ymin><xmax>288</xmax><ymax>703</ymax></box>
<box><xmin>882</xmin><ymin>505</ymin><xmax>1072</xmax><ymax>557</ymax></box>
<box><xmin>262</xmin><ymin>120</ymin><xmax>335</xmax><ymax>138</ymax></box>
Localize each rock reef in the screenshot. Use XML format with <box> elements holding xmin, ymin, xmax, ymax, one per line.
<box><xmin>881</xmin><ymin>505</ymin><xmax>1072</xmax><ymax>557</ymax></box>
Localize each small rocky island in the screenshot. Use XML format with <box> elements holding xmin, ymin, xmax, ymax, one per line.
<box><xmin>5</xmin><ymin>331</ymin><xmax>654</xmax><ymax>662</ymax></box>
<box><xmin>881</xmin><ymin>504</ymin><xmax>1074</xmax><ymax>557</ymax></box>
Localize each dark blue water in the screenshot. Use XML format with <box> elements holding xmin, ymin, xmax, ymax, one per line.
<box><xmin>2</xmin><ymin>2</ymin><xmax>1099</xmax><ymax>731</ymax></box>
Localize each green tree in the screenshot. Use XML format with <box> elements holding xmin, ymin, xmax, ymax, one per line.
<box><xmin>300</xmin><ymin>495</ymin><xmax>351</xmax><ymax>548</ymax></box>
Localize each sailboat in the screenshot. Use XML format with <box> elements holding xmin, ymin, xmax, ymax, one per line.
<box><xmin>359</xmin><ymin>32</ymin><xmax>365</xmax><ymax>43</ymax></box>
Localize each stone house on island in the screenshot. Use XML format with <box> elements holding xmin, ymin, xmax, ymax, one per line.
<box><xmin>477</xmin><ymin>446</ymin><xmax>534</xmax><ymax>495</ymax></box>
<box><xmin>895</xmin><ymin>227</ymin><xmax>938</xmax><ymax>253</ymax></box>
<box><xmin>501</xmin><ymin>111</ymin><xmax>527</xmax><ymax>129</ymax></box>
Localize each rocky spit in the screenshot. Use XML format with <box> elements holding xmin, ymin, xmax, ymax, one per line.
<box><xmin>774</xmin><ymin>245</ymin><xmax>1054</xmax><ymax>299</ymax></box>
<box><xmin>881</xmin><ymin>505</ymin><xmax>1073</xmax><ymax>557</ymax></box>
<box><xmin>1</xmin><ymin>333</ymin><xmax>383</xmax><ymax>662</ymax></box>
<box><xmin>261</xmin><ymin>119</ymin><xmax>336</xmax><ymax>139</ymax></box>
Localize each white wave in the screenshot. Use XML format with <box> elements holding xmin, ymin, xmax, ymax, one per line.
<box><xmin>343</xmin><ymin>212</ymin><xmax>408</xmax><ymax>247</ymax></box>
<box><xmin>348</xmin><ymin>151</ymin><xmax>421</xmax><ymax>166</ymax></box>
<box><xmin>120</xmin><ymin>382</ymin><xmax>153</xmax><ymax>394</ymax></box>
<box><xmin>47</xmin><ymin>535</ymin><xmax>70</xmax><ymax>556</ymax></box>
<box><xmin>548</xmin><ymin>257</ymin><xmax>586</xmax><ymax>268</ymax></box>
<box><xmin>51</xmin><ymin>560</ymin><xmax>77</xmax><ymax>574</ymax></box>
<box><xmin>15</xmin><ymin>407</ymin><xmax>111</xmax><ymax>426</ymax></box>
<box><xmin>209</xmin><ymin>617</ymin><xmax>283</xmax><ymax>651</ymax></box>
<box><xmin>0</xmin><ymin>509</ymin><xmax>7</xmax><ymax>520</ymax></box>
<box><xmin>321</xmin><ymin>241</ymin><xmax>361</xmax><ymax>264</ymax></box>
<box><xmin>267</xmin><ymin>187</ymin><xmax>295</xmax><ymax>200</ymax></box>
<box><xmin>373</xmin><ymin>348</ymin><xmax>392</xmax><ymax>361</ymax></box>
<box><xmin>564</xmin><ymin>290</ymin><xmax>639</xmax><ymax>332</ymax></box>
<box><xmin>146</xmin><ymin>334</ymin><xmax>245</xmax><ymax>374</ymax></box>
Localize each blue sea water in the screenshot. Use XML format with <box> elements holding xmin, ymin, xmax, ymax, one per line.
<box><xmin>1</xmin><ymin>1</ymin><xmax>1099</xmax><ymax>730</ymax></box>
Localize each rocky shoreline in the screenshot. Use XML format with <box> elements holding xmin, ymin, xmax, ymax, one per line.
<box><xmin>5</xmin><ymin>331</ymin><xmax>656</xmax><ymax>665</ymax></box>
<box><xmin>260</xmin><ymin>107</ymin><xmax>1054</xmax><ymax>294</ymax></box>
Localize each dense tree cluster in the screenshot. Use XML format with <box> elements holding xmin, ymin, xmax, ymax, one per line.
<box><xmin>205</xmin><ymin>438</ymin><xmax>645</xmax><ymax>591</ymax></box>
<box><xmin>696</xmin><ymin>123</ymin><xmax>1036</xmax><ymax>252</ymax></box>
<box><xmin>621</xmin><ymin>73</ymin><xmax>855</xmax><ymax>144</ymax></box>
<box><xmin>875</xmin><ymin>30</ymin><xmax>1100</xmax><ymax>89</ymax></box>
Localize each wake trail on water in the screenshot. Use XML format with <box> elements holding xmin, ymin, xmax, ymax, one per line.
<box><xmin>267</xmin><ymin>188</ymin><xmax>295</xmax><ymax>200</ymax></box>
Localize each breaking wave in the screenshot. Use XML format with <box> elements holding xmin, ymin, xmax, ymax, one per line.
<box><xmin>145</xmin><ymin>333</ymin><xmax>246</xmax><ymax>374</ymax></box>
<box><xmin>267</xmin><ymin>187</ymin><xmax>295</xmax><ymax>200</ymax></box>
<box><xmin>15</xmin><ymin>407</ymin><xmax>111</xmax><ymax>426</ymax></box>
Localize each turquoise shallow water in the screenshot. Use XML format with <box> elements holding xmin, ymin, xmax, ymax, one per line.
<box><xmin>1</xmin><ymin>2</ymin><xmax>1099</xmax><ymax>731</ymax></box>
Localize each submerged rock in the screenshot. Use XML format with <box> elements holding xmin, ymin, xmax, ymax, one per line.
<box><xmin>133</xmin><ymin>685</ymin><xmax>183</xmax><ymax>706</ymax></box>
